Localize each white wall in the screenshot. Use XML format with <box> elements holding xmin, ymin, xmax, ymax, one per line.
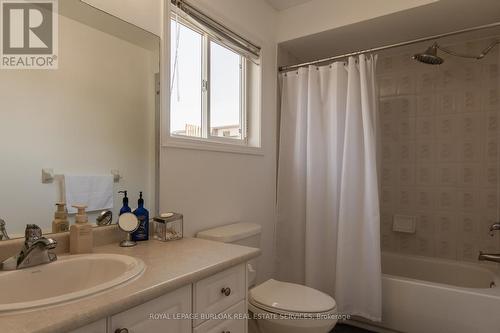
<box><xmin>160</xmin><ymin>0</ymin><xmax>278</xmax><ymax>283</ymax></box>
<box><xmin>158</xmin><ymin>0</ymin><xmax>432</xmax><ymax>284</ymax></box>
<box><xmin>276</xmin><ymin>0</ymin><xmax>438</xmax><ymax>42</ymax></box>
<box><xmin>0</xmin><ymin>15</ymin><xmax>158</xmax><ymax>235</ymax></box>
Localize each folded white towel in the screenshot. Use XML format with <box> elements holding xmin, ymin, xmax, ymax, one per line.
<box><xmin>65</xmin><ymin>175</ymin><xmax>114</xmax><ymax>214</ymax></box>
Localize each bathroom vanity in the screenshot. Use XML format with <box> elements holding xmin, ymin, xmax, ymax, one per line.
<box><xmin>0</xmin><ymin>238</ymin><xmax>259</xmax><ymax>333</ymax></box>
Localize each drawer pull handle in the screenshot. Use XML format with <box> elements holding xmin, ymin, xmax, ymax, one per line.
<box><xmin>115</xmin><ymin>329</ymin><xmax>129</xmax><ymax>333</ymax></box>
<box><xmin>222</xmin><ymin>331</ymin><xmax>231</xmax><ymax>333</ymax></box>
<box><xmin>221</xmin><ymin>287</ymin><xmax>232</xmax><ymax>296</ymax></box>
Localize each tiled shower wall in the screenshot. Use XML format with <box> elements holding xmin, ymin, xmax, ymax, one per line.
<box><xmin>378</xmin><ymin>36</ymin><xmax>500</xmax><ymax>261</ymax></box>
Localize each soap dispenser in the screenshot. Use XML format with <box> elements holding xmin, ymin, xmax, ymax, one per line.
<box><xmin>118</xmin><ymin>190</ymin><xmax>132</xmax><ymax>216</ymax></box>
<box><xmin>52</xmin><ymin>202</ymin><xmax>69</xmax><ymax>233</ymax></box>
<box><xmin>132</xmin><ymin>192</ymin><xmax>149</xmax><ymax>241</ymax></box>
<box><xmin>70</xmin><ymin>204</ymin><xmax>93</xmax><ymax>254</ymax></box>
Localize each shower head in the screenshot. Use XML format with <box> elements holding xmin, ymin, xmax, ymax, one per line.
<box><xmin>412</xmin><ymin>43</ymin><xmax>444</xmax><ymax>65</ymax></box>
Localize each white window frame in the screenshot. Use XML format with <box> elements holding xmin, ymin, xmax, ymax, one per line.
<box><xmin>164</xmin><ymin>12</ymin><xmax>262</xmax><ymax>155</ymax></box>
<box><xmin>206</xmin><ymin>38</ymin><xmax>248</xmax><ymax>145</ymax></box>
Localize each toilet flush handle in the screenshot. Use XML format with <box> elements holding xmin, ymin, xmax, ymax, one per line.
<box><xmin>221</xmin><ymin>287</ymin><xmax>232</xmax><ymax>296</ymax></box>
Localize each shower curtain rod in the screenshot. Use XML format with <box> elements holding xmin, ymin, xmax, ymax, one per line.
<box><xmin>279</xmin><ymin>21</ymin><xmax>500</xmax><ymax>72</ymax></box>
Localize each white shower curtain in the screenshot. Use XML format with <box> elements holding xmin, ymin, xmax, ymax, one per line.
<box><xmin>276</xmin><ymin>55</ymin><xmax>382</xmax><ymax>321</ymax></box>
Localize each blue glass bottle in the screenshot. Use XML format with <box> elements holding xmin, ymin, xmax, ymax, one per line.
<box><xmin>132</xmin><ymin>192</ymin><xmax>149</xmax><ymax>241</ymax></box>
<box><xmin>118</xmin><ymin>191</ymin><xmax>131</xmax><ymax>216</ymax></box>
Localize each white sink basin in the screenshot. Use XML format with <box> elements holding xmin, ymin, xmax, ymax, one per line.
<box><xmin>0</xmin><ymin>253</ymin><xmax>145</xmax><ymax>312</ymax></box>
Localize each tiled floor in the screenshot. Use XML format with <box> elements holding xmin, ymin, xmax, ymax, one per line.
<box><xmin>331</xmin><ymin>323</ymin><xmax>375</xmax><ymax>333</ymax></box>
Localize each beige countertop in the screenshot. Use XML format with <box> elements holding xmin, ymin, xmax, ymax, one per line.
<box><xmin>0</xmin><ymin>238</ymin><xmax>260</xmax><ymax>333</ymax></box>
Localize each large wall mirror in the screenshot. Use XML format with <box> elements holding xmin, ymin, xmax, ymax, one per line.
<box><xmin>0</xmin><ymin>0</ymin><xmax>160</xmax><ymax>239</ymax></box>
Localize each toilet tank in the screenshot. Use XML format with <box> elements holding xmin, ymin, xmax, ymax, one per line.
<box><xmin>196</xmin><ymin>222</ymin><xmax>262</xmax><ymax>248</ymax></box>
<box><xmin>197</xmin><ymin>222</ymin><xmax>262</xmax><ymax>287</ymax></box>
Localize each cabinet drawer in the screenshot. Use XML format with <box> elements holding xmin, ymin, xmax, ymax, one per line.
<box><xmin>110</xmin><ymin>285</ymin><xmax>192</xmax><ymax>333</ymax></box>
<box><xmin>194</xmin><ymin>264</ymin><xmax>246</xmax><ymax>326</ymax></box>
<box><xmin>194</xmin><ymin>300</ymin><xmax>246</xmax><ymax>333</ymax></box>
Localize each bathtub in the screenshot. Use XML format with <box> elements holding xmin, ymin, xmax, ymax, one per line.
<box><xmin>352</xmin><ymin>252</ymin><xmax>500</xmax><ymax>333</ymax></box>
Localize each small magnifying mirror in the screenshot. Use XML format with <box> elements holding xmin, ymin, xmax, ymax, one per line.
<box><xmin>118</xmin><ymin>213</ymin><xmax>139</xmax><ymax>247</ymax></box>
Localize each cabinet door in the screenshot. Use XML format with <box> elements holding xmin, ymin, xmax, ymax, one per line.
<box><xmin>110</xmin><ymin>285</ymin><xmax>192</xmax><ymax>333</ymax></box>
<box><xmin>69</xmin><ymin>318</ymin><xmax>107</xmax><ymax>333</ymax></box>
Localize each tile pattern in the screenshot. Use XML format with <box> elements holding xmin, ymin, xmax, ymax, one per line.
<box><xmin>378</xmin><ymin>37</ymin><xmax>500</xmax><ymax>261</ymax></box>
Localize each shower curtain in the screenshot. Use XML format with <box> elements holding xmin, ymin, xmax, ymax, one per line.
<box><xmin>276</xmin><ymin>55</ymin><xmax>382</xmax><ymax>321</ymax></box>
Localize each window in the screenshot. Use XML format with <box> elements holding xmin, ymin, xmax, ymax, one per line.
<box><xmin>170</xmin><ymin>17</ymin><xmax>246</xmax><ymax>143</ymax></box>
<box><xmin>170</xmin><ymin>20</ymin><xmax>202</xmax><ymax>137</ymax></box>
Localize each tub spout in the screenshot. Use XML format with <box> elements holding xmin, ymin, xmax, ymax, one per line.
<box><xmin>478</xmin><ymin>251</ymin><xmax>500</xmax><ymax>263</ymax></box>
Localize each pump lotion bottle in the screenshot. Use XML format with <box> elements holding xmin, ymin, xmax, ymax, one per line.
<box><xmin>132</xmin><ymin>192</ymin><xmax>149</xmax><ymax>241</ymax></box>
<box><xmin>52</xmin><ymin>202</ymin><xmax>69</xmax><ymax>233</ymax></box>
<box><xmin>70</xmin><ymin>204</ymin><xmax>93</xmax><ymax>254</ymax></box>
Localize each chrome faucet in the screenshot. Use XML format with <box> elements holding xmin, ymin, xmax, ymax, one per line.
<box><xmin>0</xmin><ymin>224</ymin><xmax>57</xmax><ymax>271</ymax></box>
<box><xmin>478</xmin><ymin>222</ymin><xmax>500</xmax><ymax>264</ymax></box>
<box><xmin>0</xmin><ymin>219</ymin><xmax>9</xmax><ymax>240</ymax></box>
<box><xmin>96</xmin><ymin>210</ymin><xmax>113</xmax><ymax>226</ymax></box>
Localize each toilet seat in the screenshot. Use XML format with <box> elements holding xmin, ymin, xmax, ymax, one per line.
<box><xmin>249</xmin><ymin>279</ymin><xmax>337</xmax><ymax>318</ymax></box>
<box><xmin>249</xmin><ymin>300</ymin><xmax>337</xmax><ymax>319</ymax></box>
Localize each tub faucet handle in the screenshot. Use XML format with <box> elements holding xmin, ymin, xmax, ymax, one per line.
<box><xmin>488</xmin><ymin>223</ymin><xmax>500</xmax><ymax>236</ymax></box>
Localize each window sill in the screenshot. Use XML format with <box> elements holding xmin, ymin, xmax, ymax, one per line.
<box><xmin>163</xmin><ymin>136</ymin><xmax>264</xmax><ymax>155</ymax></box>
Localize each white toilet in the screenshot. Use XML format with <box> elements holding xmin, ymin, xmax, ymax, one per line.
<box><xmin>197</xmin><ymin>223</ymin><xmax>338</xmax><ymax>333</ymax></box>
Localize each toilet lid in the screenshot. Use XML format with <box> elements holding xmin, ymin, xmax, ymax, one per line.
<box><xmin>249</xmin><ymin>279</ymin><xmax>336</xmax><ymax>314</ymax></box>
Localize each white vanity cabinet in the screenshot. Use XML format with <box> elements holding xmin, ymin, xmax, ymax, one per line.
<box><xmin>69</xmin><ymin>263</ymin><xmax>248</xmax><ymax>333</ymax></box>
<box><xmin>110</xmin><ymin>285</ymin><xmax>192</xmax><ymax>333</ymax></box>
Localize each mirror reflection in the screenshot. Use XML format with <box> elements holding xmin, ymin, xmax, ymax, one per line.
<box><xmin>0</xmin><ymin>0</ymin><xmax>160</xmax><ymax>239</ymax></box>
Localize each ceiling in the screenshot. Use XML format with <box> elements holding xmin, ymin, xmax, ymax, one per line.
<box><xmin>278</xmin><ymin>0</ymin><xmax>500</xmax><ymax>66</ymax></box>
<box><xmin>265</xmin><ymin>0</ymin><xmax>312</xmax><ymax>11</ymax></box>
